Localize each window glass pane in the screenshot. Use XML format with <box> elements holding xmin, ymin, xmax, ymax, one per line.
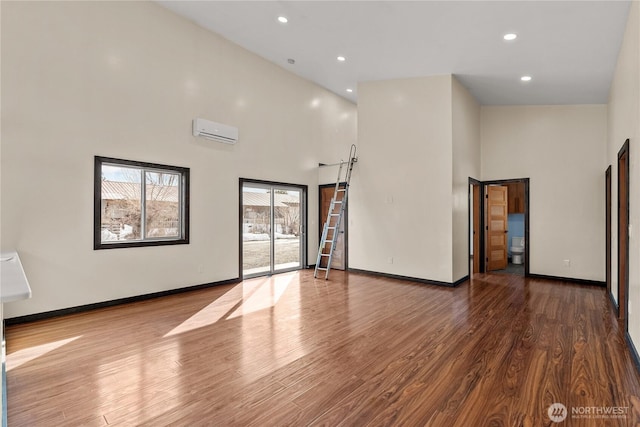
<box><xmin>242</xmin><ymin>186</ymin><xmax>271</xmax><ymax>276</ymax></box>
<box><xmin>101</xmin><ymin>165</ymin><xmax>142</xmax><ymax>242</ymax></box>
<box><xmin>274</xmin><ymin>189</ymin><xmax>301</xmax><ymax>270</ymax></box>
<box><xmin>145</xmin><ymin>171</ymin><xmax>181</xmax><ymax>238</ymax></box>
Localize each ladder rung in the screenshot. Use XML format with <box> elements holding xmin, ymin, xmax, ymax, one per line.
<box><xmin>326</xmin><ymin>226</ymin><xmax>336</xmax><ymax>229</ymax></box>
<box><xmin>316</xmin><ymin>267</ymin><xmax>327</xmax><ymax>271</ymax></box>
<box><xmin>320</xmin><ymin>254</ymin><xmax>330</xmax><ymax>257</ymax></box>
<box><xmin>332</xmin><ymin>200</ymin><xmax>343</xmax><ymax>204</ymax></box>
<box><xmin>337</xmin><ymin>189</ymin><xmax>347</xmax><ymax>192</ymax></box>
<box><xmin>330</xmin><ymin>213</ymin><xmax>340</xmax><ymax>216</ymax></box>
<box><xmin>324</xmin><ymin>240</ymin><xmax>333</xmax><ymax>243</ymax></box>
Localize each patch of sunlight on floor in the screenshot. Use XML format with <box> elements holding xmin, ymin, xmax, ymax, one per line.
<box><xmin>165</xmin><ymin>272</ymin><xmax>299</xmax><ymax>337</ymax></box>
<box><xmin>6</xmin><ymin>336</ymin><xmax>82</xmax><ymax>371</ymax></box>
<box><xmin>164</xmin><ymin>283</ymin><xmax>249</xmax><ymax>337</ymax></box>
<box><xmin>227</xmin><ymin>273</ymin><xmax>295</xmax><ymax>319</ymax></box>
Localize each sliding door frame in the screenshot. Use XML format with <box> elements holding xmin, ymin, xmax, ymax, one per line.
<box><xmin>239</xmin><ymin>178</ymin><xmax>308</xmax><ymax>279</ymax></box>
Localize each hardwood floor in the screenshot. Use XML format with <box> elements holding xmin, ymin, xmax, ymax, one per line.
<box><xmin>5</xmin><ymin>270</ymin><xmax>640</xmax><ymax>426</ymax></box>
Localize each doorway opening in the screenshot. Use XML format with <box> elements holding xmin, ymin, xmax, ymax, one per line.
<box><xmin>605</xmin><ymin>165</ymin><xmax>612</xmax><ymax>297</ymax></box>
<box><xmin>240</xmin><ymin>179</ymin><xmax>307</xmax><ymax>279</ymax></box>
<box><xmin>319</xmin><ymin>183</ymin><xmax>348</xmax><ymax>271</ymax></box>
<box><xmin>617</xmin><ymin>139</ymin><xmax>629</xmax><ymax>330</ymax></box>
<box><xmin>469</xmin><ymin>178</ymin><xmax>530</xmax><ymax>277</ymax></box>
<box><xmin>469</xmin><ymin>179</ymin><xmax>482</xmax><ymax>275</ymax></box>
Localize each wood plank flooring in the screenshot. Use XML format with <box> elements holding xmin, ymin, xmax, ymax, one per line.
<box><xmin>5</xmin><ymin>270</ymin><xmax>640</xmax><ymax>426</ymax></box>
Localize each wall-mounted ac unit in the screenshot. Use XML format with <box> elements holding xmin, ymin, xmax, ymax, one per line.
<box><xmin>192</xmin><ymin>118</ymin><xmax>238</xmax><ymax>144</ymax></box>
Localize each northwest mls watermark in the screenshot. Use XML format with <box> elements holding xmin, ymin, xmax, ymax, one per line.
<box><xmin>571</xmin><ymin>406</ymin><xmax>629</xmax><ymax>420</ymax></box>
<box><xmin>548</xmin><ymin>403</ymin><xmax>629</xmax><ymax>423</ymax></box>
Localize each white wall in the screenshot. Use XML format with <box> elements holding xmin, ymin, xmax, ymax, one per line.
<box><xmin>1</xmin><ymin>1</ymin><xmax>356</xmax><ymax>317</ymax></box>
<box><xmin>452</xmin><ymin>77</ymin><xmax>481</xmax><ymax>281</ymax></box>
<box><xmin>481</xmin><ymin>105</ymin><xmax>607</xmax><ymax>281</ymax></box>
<box><xmin>608</xmin><ymin>1</ymin><xmax>640</xmax><ymax>352</ymax></box>
<box><xmin>353</xmin><ymin>75</ymin><xmax>454</xmax><ymax>282</ymax></box>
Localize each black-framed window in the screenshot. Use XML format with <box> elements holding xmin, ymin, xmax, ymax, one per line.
<box><xmin>94</xmin><ymin>156</ymin><xmax>189</xmax><ymax>249</ymax></box>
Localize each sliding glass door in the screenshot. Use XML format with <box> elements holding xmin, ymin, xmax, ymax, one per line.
<box><xmin>242</xmin><ymin>185</ymin><xmax>272</xmax><ymax>276</ymax></box>
<box><xmin>241</xmin><ymin>180</ymin><xmax>306</xmax><ymax>278</ymax></box>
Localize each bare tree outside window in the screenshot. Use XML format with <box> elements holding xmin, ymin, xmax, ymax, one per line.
<box><xmin>145</xmin><ymin>171</ymin><xmax>180</xmax><ymax>238</ymax></box>
<box><xmin>274</xmin><ymin>191</ymin><xmax>300</xmax><ymax>236</ymax></box>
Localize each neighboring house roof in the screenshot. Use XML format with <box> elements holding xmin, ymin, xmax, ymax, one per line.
<box><xmin>242</xmin><ymin>192</ymin><xmax>286</xmax><ymax>207</ymax></box>
<box><xmin>102</xmin><ymin>180</ymin><xmax>179</xmax><ymax>203</ymax></box>
<box><xmin>242</xmin><ymin>192</ymin><xmax>300</xmax><ymax>207</ymax></box>
<box><xmin>276</xmin><ymin>194</ymin><xmax>301</xmax><ymax>205</ymax></box>
<box><xmin>102</xmin><ymin>181</ymin><xmax>301</xmax><ymax>208</ymax></box>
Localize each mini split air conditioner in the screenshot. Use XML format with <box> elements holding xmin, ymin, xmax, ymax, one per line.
<box><xmin>192</xmin><ymin>118</ymin><xmax>238</xmax><ymax>144</ymax></box>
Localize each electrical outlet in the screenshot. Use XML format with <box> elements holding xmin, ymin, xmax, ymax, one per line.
<box><xmin>388</xmin><ymin>257</ymin><xmax>394</xmax><ymax>264</ymax></box>
<box><xmin>563</xmin><ymin>259</ymin><xmax>570</xmax><ymax>267</ymax></box>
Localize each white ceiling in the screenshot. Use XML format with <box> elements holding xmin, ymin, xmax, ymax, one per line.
<box><xmin>157</xmin><ymin>1</ymin><xmax>631</xmax><ymax>105</ymax></box>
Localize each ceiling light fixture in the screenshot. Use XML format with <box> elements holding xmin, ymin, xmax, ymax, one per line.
<box><xmin>520</xmin><ymin>75</ymin><xmax>532</xmax><ymax>82</ymax></box>
<box><xmin>346</xmin><ymin>88</ymin><xmax>353</xmax><ymax>93</ymax></box>
<box><xmin>503</xmin><ymin>33</ymin><xmax>517</xmax><ymax>41</ymax></box>
<box><xmin>337</xmin><ymin>56</ymin><xmax>346</xmax><ymax>62</ymax></box>
<box><xmin>277</xmin><ymin>16</ymin><xmax>288</xmax><ymax>24</ymax></box>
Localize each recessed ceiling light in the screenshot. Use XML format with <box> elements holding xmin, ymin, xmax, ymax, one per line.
<box><xmin>520</xmin><ymin>75</ymin><xmax>532</xmax><ymax>82</ymax></box>
<box><xmin>277</xmin><ymin>16</ymin><xmax>288</xmax><ymax>24</ymax></box>
<box><xmin>337</xmin><ymin>56</ymin><xmax>346</xmax><ymax>62</ymax></box>
<box><xmin>503</xmin><ymin>33</ymin><xmax>517</xmax><ymax>41</ymax></box>
<box><xmin>346</xmin><ymin>88</ymin><xmax>353</xmax><ymax>93</ymax></box>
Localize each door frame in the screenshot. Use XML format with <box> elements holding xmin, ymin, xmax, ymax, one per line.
<box><xmin>319</xmin><ymin>182</ymin><xmax>348</xmax><ymax>270</ymax></box>
<box><xmin>606</xmin><ymin>165</ymin><xmax>612</xmax><ymax>297</ymax></box>
<box><xmin>468</xmin><ymin>178</ymin><xmax>483</xmax><ymax>276</ymax></box>
<box><xmin>239</xmin><ymin>178</ymin><xmax>308</xmax><ymax>279</ymax></box>
<box><xmin>469</xmin><ymin>177</ymin><xmax>530</xmax><ymax>276</ymax></box>
<box><xmin>617</xmin><ymin>139</ymin><xmax>630</xmax><ymax>329</ymax></box>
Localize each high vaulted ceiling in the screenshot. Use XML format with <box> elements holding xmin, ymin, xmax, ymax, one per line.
<box><xmin>158</xmin><ymin>1</ymin><xmax>631</xmax><ymax>105</ymax></box>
